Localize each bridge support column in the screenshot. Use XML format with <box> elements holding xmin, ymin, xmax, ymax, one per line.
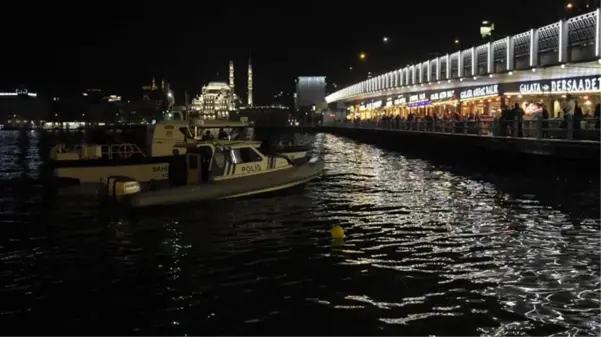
<box><xmin>457</xmin><ymin>51</ymin><xmax>463</xmax><ymax>78</ymax></box>
<box><xmin>595</xmin><ymin>8</ymin><xmax>601</xmax><ymax>57</ymax></box>
<box><xmin>487</xmin><ymin>42</ymin><xmax>493</xmax><ymax>74</ymax></box>
<box><xmin>558</xmin><ymin>19</ymin><xmax>569</xmax><ymax>63</ymax></box>
<box><xmin>530</xmin><ymin>28</ymin><xmax>539</xmax><ymax>67</ymax></box>
<box><xmin>506</xmin><ymin>36</ymin><xmax>514</xmax><ymax>71</ymax></box>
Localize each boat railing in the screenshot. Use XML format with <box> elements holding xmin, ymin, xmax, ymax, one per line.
<box><xmin>52</xmin><ymin>143</ymin><xmax>82</xmax><ymax>154</ymax></box>
<box><xmin>326</xmin><ymin>117</ymin><xmax>600</xmax><ymax>141</ymax></box>
<box><xmin>51</xmin><ymin>143</ymin><xmax>147</xmax><ymax>160</ymax></box>
<box><xmin>103</xmin><ymin>143</ymin><xmax>147</xmax><ymax>159</ymax></box>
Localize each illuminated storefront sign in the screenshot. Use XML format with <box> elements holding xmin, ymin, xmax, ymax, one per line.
<box><xmin>366</xmin><ymin>100</ymin><xmax>382</xmax><ymax>109</ymax></box>
<box><xmin>409</xmin><ymin>93</ymin><xmax>427</xmax><ymax>102</ymax></box>
<box><xmin>519</xmin><ymin>82</ymin><xmax>550</xmax><ymax>94</ymax></box>
<box><xmin>517</xmin><ymin>76</ymin><xmax>600</xmax><ymax>94</ymax></box>
<box><xmin>430</xmin><ymin>89</ymin><xmax>457</xmax><ymax>101</ymax></box>
<box><xmin>407</xmin><ymin>93</ymin><xmax>430</xmax><ymax>107</ymax></box>
<box><xmin>393</xmin><ymin>97</ymin><xmax>407</xmax><ymax>105</ymax></box>
<box><xmin>409</xmin><ymin>101</ymin><xmax>431</xmax><ymax>107</ymax></box>
<box><xmin>460</xmin><ymin>84</ymin><xmax>498</xmax><ymax>99</ymax></box>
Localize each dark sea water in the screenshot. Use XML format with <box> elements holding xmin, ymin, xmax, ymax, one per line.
<box><xmin>0</xmin><ymin>129</ymin><xmax>599</xmax><ymax>336</ymax></box>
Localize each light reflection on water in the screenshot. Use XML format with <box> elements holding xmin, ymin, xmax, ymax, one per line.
<box><xmin>0</xmin><ymin>130</ymin><xmax>598</xmax><ymax>336</ymax></box>
<box><xmin>0</xmin><ymin>130</ymin><xmax>42</xmax><ymax>180</ymax></box>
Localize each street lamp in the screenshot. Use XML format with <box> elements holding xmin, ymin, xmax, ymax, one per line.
<box><xmin>454</xmin><ymin>39</ymin><xmax>461</xmax><ymax>50</ymax></box>
<box><xmin>359</xmin><ymin>52</ymin><xmax>366</xmax><ymax>60</ymax></box>
<box><xmin>383</xmin><ymin>36</ymin><xmax>388</xmax><ymax>43</ymax></box>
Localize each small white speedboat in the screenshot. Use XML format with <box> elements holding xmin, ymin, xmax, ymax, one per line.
<box><xmin>102</xmin><ymin>141</ymin><xmax>324</xmax><ymax>208</ymax></box>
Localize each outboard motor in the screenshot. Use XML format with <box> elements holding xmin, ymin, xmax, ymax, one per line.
<box><xmin>100</xmin><ymin>175</ymin><xmax>141</xmax><ymax>205</ymax></box>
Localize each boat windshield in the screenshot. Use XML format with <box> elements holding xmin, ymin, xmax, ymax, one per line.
<box><xmin>229</xmin><ymin>127</ymin><xmax>253</xmax><ymax>140</ymax></box>
<box><xmin>178</xmin><ymin>127</ymin><xmax>195</xmax><ymax>140</ymax></box>
<box><xmin>188</xmin><ymin>125</ymin><xmax>254</xmax><ymax>141</ymax></box>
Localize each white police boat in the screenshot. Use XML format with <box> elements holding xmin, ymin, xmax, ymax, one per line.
<box><xmin>102</xmin><ymin>141</ymin><xmax>324</xmax><ymax>207</ymax></box>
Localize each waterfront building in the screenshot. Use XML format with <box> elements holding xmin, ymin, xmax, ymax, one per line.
<box><xmin>119</xmin><ymin>77</ymin><xmax>172</xmax><ymax>123</ymax></box>
<box><xmin>189</xmin><ymin>82</ymin><xmax>235</xmax><ymax>120</ymax></box>
<box><xmin>0</xmin><ymin>88</ymin><xmax>48</xmax><ymax>129</ymax></box>
<box><xmin>295</xmin><ymin>76</ymin><xmax>327</xmax><ymax>113</ymax></box>
<box><xmin>326</xmin><ymin>9</ymin><xmax>601</xmax><ymax>122</ymax></box>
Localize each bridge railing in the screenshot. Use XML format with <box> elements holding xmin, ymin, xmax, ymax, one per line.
<box><xmin>322</xmin><ymin>118</ymin><xmax>600</xmax><ymax>142</ymax></box>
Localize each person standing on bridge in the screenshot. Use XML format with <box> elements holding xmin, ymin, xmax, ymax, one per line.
<box><xmin>562</xmin><ymin>94</ymin><xmax>575</xmax><ymax>139</ymax></box>
<box><xmin>573</xmin><ymin>100</ymin><xmax>583</xmax><ymax>140</ymax></box>
<box><xmin>500</xmin><ymin>103</ymin><xmax>511</xmax><ymax>137</ymax></box>
<box><xmin>594</xmin><ymin>103</ymin><xmax>600</xmax><ymax>131</ymax></box>
<box><xmin>511</xmin><ymin>103</ymin><xmax>524</xmax><ymax>137</ymax></box>
<box><xmin>540</xmin><ymin>104</ymin><xmax>550</xmax><ymax>138</ymax></box>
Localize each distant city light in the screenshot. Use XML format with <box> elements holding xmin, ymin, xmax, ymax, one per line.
<box><xmin>480</xmin><ymin>21</ymin><xmax>494</xmax><ymax>38</ymax></box>
<box><xmin>0</xmin><ymin>89</ymin><xmax>38</xmax><ymax>97</ymax></box>
<box><xmin>383</xmin><ymin>36</ymin><xmax>388</xmax><ymax>43</ymax></box>
<box><xmin>359</xmin><ymin>52</ymin><xmax>366</xmax><ymax>60</ymax></box>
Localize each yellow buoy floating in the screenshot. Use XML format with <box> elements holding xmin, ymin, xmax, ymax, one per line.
<box><xmin>330</xmin><ymin>225</ymin><xmax>345</xmax><ymax>239</ymax></box>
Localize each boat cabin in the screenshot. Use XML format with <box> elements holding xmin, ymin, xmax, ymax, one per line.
<box><xmin>49</xmin><ymin>119</ymin><xmax>259</xmax><ymax>162</ymax></box>
<box><xmin>178</xmin><ymin>143</ymin><xmax>292</xmax><ymax>186</ymax></box>
<box><xmin>189</xmin><ymin>119</ymin><xmax>253</xmax><ymax>141</ymax></box>
<box><xmin>150</xmin><ymin>119</ymin><xmax>254</xmax><ymax>157</ymax></box>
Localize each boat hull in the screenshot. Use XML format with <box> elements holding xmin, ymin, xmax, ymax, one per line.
<box><xmin>51</xmin><ymin>148</ymin><xmax>309</xmax><ymax>184</ymax></box>
<box><xmin>52</xmin><ymin>157</ymin><xmax>172</xmax><ymax>184</ymax></box>
<box><xmin>128</xmin><ymin>159</ymin><xmax>325</xmax><ymax>208</ymax></box>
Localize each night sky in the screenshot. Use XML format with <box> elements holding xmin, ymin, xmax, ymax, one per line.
<box><xmin>2</xmin><ymin>0</ymin><xmax>596</xmax><ymax>103</ymax></box>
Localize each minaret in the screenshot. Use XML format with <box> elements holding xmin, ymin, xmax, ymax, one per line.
<box><xmin>229</xmin><ymin>60</ymin><xmax>235</xmax><ymax>95</ymax></box>
<box><xmin>247</xmin><ymin>56</ymin><xmax>253</xmax><ymax>107</ymax></box>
